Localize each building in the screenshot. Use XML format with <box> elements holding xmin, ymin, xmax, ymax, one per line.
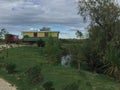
<box><xmin>5</xmin><ymin>34</ymin><xmax>19</xmax><ymax>43</ymax></box>
<box><xmin>22</xmin><ymin>31</ymin><xmax>59</xmax><ymax>42</ymax></box>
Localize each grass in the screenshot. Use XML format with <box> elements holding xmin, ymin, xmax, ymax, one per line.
<box><xmin>0</xmin><ymin>46</ymin><xmax>120</xmax><ymax>90</ymax></box>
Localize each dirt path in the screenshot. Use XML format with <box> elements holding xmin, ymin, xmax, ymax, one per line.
<box><xmin>0</xmin><ymin>78</ymin><xmax>17</xmax><ymax>90</ymax></box>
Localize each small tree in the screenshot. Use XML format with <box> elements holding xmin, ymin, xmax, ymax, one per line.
<box><xmin>5</xmin><ymin>63</ymin><xmax>16</xmax><ymax>74</ymax></box>
<box><xmin>44</xmin><ymin>37</ymin><xmax>62</xmax><ymax>64</ymax></box>
<box><xmin>63</xmin><ymin>82</ymin><xmax>79</xmax><ymax>90</ymax></box>
<box><xmin>37</xmin><ymin>39</ymin><xmax>45</xmax><ymax>47</ymax></box>
<box><xmin>27</xmin><ymin>65</ymin><xmax>44</xmax><ymax>84</ymax></box>
<box><xmin>40</xmin><ymin>27</ymin><xmax>51</xmax><ymax>31</ymax></box>
<box><xmin>0</xmin><ymin>28</ymin><xmax>8</xmax><ymax>41</ymax></box>
<box><xmin>75</xmin><ymin>30</ymin><xmax>83</xmax><ymax>39</ymax></box>
<box><xmin>70</xmin><ymin>44</ymin><xmax>85</xmax><ymax>71</ymax></box>
<box><xmin>43</xmin><ymin>81</ymin><xmax>55</xmax><ymax>90</ymax></box>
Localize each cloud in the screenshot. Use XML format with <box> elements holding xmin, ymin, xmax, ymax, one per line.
<box><xmin>0</xmin><ymin>0</ymin><xmax>88</xmax><ymax>38</ymax></box>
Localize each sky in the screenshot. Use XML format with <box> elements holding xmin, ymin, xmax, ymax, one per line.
<box><xmin>0</xmin><ymin>0</ymin><xmax>89</xmax><ymax>39</ymax></box>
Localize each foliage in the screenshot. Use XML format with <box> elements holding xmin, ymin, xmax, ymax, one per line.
<box><xmin>78</xmin><ymin>0</ymin><xmax>120</xmax><ymax>77</ymax></box>
<box><xmin>37</xmin><ymin>39</ymin><xmax>45</xmax><ymax>47</ymax></box>
<box><xmin>5</xmin><ymin>63</ymin><xmax>16</xmax><ymax>74</ymax></box>
<box><xmin>75</xmin><ymin>30</ymin><xmax>83</xmax><ymax>39</ymax></box>
<box><xmin>63</xmin><ymin>82</ymin><xmax>79</xmax><ymax>90</ymax></box>
<box><xmin>70</xmin><ymin>44</ymin><xmax>86</xmax><ymax>71</ymax></box>
<box><xmin>44</xmin><ymin>37</ymin><xmax>62</xmax><ymax>64</ymax></box>
<box><xmin>0</xmin><ymin>47</ymin><xmax>120</xmax><ymax>90</ymax></box>
<box><xmin>40</xmin><ymin>27</ymin><xmax>51</xmax><ymax>31</ymax></box>
<box><xmin>43</xmin><ymin>81</ymin><xmax>55</xmax><ymax>90</ymax></box>
<box><xmin>0</xmin><ymin>28</ymin><xmax>8</xmax><ymax>40</ymax></box>
<box><xmin>23</xmin><ymin>35</ymin><xmax>29</xmax><ymax>38</ymax></box>
<box><xmin>27</xmin><ymin>65</ymin><xmax>44</xmax><ymax>84</ymax></box>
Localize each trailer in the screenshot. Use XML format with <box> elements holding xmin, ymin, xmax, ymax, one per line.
<box><xmin>5</xmin><ymin>34</ymin><xmax>19</xmax><ymax>43</ymax></box>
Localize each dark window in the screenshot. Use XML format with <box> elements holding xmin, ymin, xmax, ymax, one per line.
<box><xmin>34</xmin><ymin>32</ymin><xmax>37</xmax><ymax>37</ymax></box>
<box><xmin>45</xmin><ymin>32</ymin><xmax>48</xmax><ymax>37</ymax></box>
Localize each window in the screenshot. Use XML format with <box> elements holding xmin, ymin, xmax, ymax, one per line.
<box><xmin>45</xmin><ymin>32</ymin><xmax>48</xmax><ymax>37</ymax></box>
<box><xmin>34</xmin><ymin>32</ymin><xmax>37</xmax><ymax>37</ymax></box>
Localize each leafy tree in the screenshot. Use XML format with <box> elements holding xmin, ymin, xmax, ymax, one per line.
<box><xmin>37</xmin><ymin>39</ymin><xmax>45</xmax><ymax>47</ymax></box>
<box><xmin>78</xmin><ymin>0</ymin><xmax>120</xmax><ymax>76</ymax></box>
<box><xmin>40</xmin><ymin>27</ymin><xmax>51</xmax><ymax>31</ymax></box>
<box><xmin>0</xmin><ymin>28</ymin><xmax>8</xmax><ymax>40</ymax></box>
<box><xmin>44</xmin><ymin>37</ymin><xmax>62</xmax><ymax>64</ymax></box>
<box><xmin>75</xmin><ymin>30</ymin><xmax>83</xmax><ymax>39</ymax></box>
<box><xmin>70</xmin><ymin>44</ymin><xmax>85</xmax><ymax>71</ymax></box>
<box><xmin>27</xmin><ymin>65</ymin><xmax>44</xmax><ymax>84</ymax></box>
<box><xmin>43</xmin><ymin>81</ymin><xmax>55</xmax><ymax>90</ymax></box>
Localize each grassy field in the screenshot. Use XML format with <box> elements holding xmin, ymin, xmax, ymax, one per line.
<box><xmin>0</xmin><ymin>46</ymin><xmax>120</xmax><ymax>90</ymax></box>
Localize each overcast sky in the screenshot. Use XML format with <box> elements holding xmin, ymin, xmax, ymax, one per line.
<box><xmin>0</xmin><ymin>0</ymin><xmax>89</xmax><ymax>38</ymax></box>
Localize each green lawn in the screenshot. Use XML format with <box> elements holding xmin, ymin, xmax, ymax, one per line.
<box><xmin>0</xmin><ymin>46</ymin><xmax>120</xmax><ymax>90</ymax></box>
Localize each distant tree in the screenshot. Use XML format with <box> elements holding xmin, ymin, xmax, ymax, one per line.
<box><xmin>0</xmin><ymin>28</ymin><xmax>8</xmax><ymax>41</ymax></box>
<box><xmin>75</xmin><ymin>30</ymin><xmax>83</xmax><ymax>39</ymax></box>
<box><xmin>40</xmin><ymin>27</ymin><xmax>51</xmax><ymax>31</ymax></box>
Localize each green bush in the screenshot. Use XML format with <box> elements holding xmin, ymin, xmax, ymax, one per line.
<box><xmin>27</xmin><ymin>65</ymin><xmax>43</xmax><ymax>84</ymax></box>
<box><xmin>63</xmin><ymin>82</ymin><xmax>79</xmax><ymax>90</ymax></box>
<box><xmin>37</xmin><ymin>39</ymin><xmax>45</xmax><ymax>47</ymax></box>
<box><xmin>44</xmin><ymin>37</ymin><xmax>62</xmax><ymax>64</ymax></box>
<box><xmin>5</xmin><ymin>63</ymin><xmax>16</xmax><ymax>74</ymax></box>
<box><xmin>43</xmin><ymin>81</ymin><xmax>55</xmax><ymax>90</ymax></box>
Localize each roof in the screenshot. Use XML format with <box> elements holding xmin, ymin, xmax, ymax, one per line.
<box><xmin>22</xmin><ymin>31</ymin><xmax>59</xmax><ymax>33</ymax></box>
<box><xmin>6</xmin><ymin>34</ymin><xmax>18</xmax><ymax>36</ymax></box>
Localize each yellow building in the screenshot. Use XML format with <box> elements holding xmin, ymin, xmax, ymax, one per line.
<box><xmin>22</xmin><ymin>31</ymin><xmax>59</xmax><ymax>42</ymax></box>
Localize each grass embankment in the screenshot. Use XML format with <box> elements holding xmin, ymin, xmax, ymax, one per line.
<box><xmin>0</xmin><ymin>46</ymin><xmax>120</xmax><ymax>90</ymax></box>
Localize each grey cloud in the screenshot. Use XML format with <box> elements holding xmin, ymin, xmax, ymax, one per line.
<box><xmin>0</xmin><ymin>0</ymin><xmax>88</xmax><ymax>38</ymax></box>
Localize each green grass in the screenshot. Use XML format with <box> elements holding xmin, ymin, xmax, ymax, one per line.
<box><xmin>0</xmin><ymin>46</ymin><xmax>120</xmax><ymax>90</ymax></box>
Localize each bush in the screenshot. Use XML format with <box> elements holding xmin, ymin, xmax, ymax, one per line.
<box><xmin>63</xmin><ymin>82</ymin><xmax>79</xmax><ymax>90</ymax></box>
<box><xmin>43</xmin><ymin>81</ymin><xmax>55</xmax><ymax>90</ymax></box>
<box><xmin>27</xmin><ymin>65</ymin><xmax>43</xmax><ymax>84</ymax></box>
<box><xmin>5</xmin><ymin>63</ymin><xmax>16</xmax><ymax>74</ymax></box>
<box><xmin>44</xmin><ymin>37</ymin><xmax>62</xmax><ymax>64</ymax></box>
<box><xmin>37</xmin><ymin>39</ymin><xmax>45</xmax><ymax>47</ymax></box>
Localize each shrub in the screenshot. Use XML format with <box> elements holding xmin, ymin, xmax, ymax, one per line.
<box><xmin>27</xmin><ymin>65</ymin><xmax>43</xmax><ymax>84</ymax></box>
<box><xmin>43</xmin><ymin>81</ymin><xmax>55</xmax><ymax>90</ymax></box>
<box><xmin>63</xmin><ymin>82</ymin><xmax>79</xmax><ymax>90</ymax></box>
<box><xmin>44</xmin><ymin>37</ymin><xmax>62</xmax><ymax>64</ymax></box>
<box><xmin>5</xmin><ymin>63</ymin><xmax>16</xmax><ymax>74</ymax></box>
<box><xmin>37</xmin><ymin>39</ymin><xmax>45</xmax><ymax>47</ymax></box>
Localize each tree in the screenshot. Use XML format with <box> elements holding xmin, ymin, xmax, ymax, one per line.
<box><xmin>0</xmin><ymin>28</ymin><xmax>8</xmax><ymax>40</ymax></box>
<box><xmin>78</xmin><ymin>0</ymin><xmax>120</xmax><ymax>42</ymax></box>
<box><xmin>44</xmin><ymin>37</ymin><xmax>62</xmax><ymax>64</ymax></box>
<box><xmin>75</xmin><ymin>30</ymin><xmax>83</xmax><ymax>39</ymax></box>
<box><xmin>78</xmin><ymin>0</ymin><xmax>120</xmax><ymax>76</ymax></box>
<box><xmin>40</xmin><ymin>27</ymin><xmax>51</xmax><ymax>31</ymax></box>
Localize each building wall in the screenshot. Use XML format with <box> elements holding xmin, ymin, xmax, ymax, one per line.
<box><xmin>37</xmin><ymin>32</ymin><xmax>45</xmax><ymax>37</ymax></box>
<box><xmin>23</xmin><ymin>32</ymin><xmax>59</xmax><ymax>38</ymax></box>
<box><xmin>23</xmin><ymin>32</ymin><xmax>34</xmax><ymax>37</ymax></box>
<box><xmin>49</xmin><ymin>32</ymin><xmax>58</xmax><ymax>37</ymax></box>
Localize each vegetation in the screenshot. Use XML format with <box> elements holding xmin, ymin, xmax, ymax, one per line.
<box><xmin>5</xmin><ymin>63</ymin><xmax>16</xmax><ymax>74</ymax></box>
<box><xmin>44</xmin><ymin>37</ymin><xmax>62</xmax><ymax>64</ymax></box>
<box><xmin>40</xmin><ymin>27</ymin><xmax>51</xmax><ymax>31</ymax></box>
<box><xmin>63</xmin><ymin>82</ymin><xmax>79</xmax><ymax>90</ymax></box>
<box><xmin>37</xmin><ymin>39</ymin><xmax>45</xmax><ymax>47</ymax></box>
<box><xmin>77</xmin><ymin>0</ymin><xmax>120</xmax><ymax>79</ymax></box>
<box><xmin>0</xmin><ymin>28</ymin><xmax>8</xmax><ymax>41</ymax></box>
<box><xmin>27</xmin><ymin>65</ymin><xmax>44</xmax><ymax>84</ymax></box>
<box><xmin>0</xmin><ymin>0</ymin><xmax>120</xmax><ymax>89</ymax></box>
<box><xmin>0</xmin><ymin>47</ymin><xmax>120</xmax><ymax>90</ymax></box>
<box><xmin>43</xmin><ymin>81</ymin><xmax>55</xmax><ymax>90</ymax></box>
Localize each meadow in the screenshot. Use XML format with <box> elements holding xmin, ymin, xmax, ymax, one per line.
<box><xmin>0</xmin><ymin>46</ymin><xmax>120</xmax><ymax>90</ymax></box>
